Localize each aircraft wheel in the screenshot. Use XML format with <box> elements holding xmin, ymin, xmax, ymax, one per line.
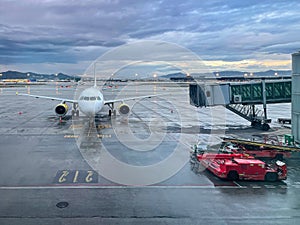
<box><xmin>262</xmin><ymin>123</ymin><xmax>270</xmax><ymax>131</ymax></box>
<box><xmin>251</xmin><ymin>121</ymin><xmax>259</xmax><ymax>127</ymax></box>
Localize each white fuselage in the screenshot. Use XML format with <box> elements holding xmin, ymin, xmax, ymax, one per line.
<box><xmin>78</xmin><ymin>87</ymin><xmax>104</xmax><ymax>116</ymax></box>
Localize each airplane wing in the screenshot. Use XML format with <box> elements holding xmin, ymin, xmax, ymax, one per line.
<box><xmin>16</xmin><ymin>93</ymin><xmax>77</xmax><ymax>103</ymax></box>
<box><xmin>104</xmin><ymin>94</ymin><xmax>164</xmax><ymax>105</ymax></box>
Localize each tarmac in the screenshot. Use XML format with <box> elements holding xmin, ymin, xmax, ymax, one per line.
<box><xmin>0</xmin><ymin>82</ymin><xmax>300</xmax><ymax>225</ymax></box>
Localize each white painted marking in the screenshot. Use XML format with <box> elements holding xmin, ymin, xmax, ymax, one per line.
<box><xmin>233</xmin><ymin>181</ymin><xmax>244</xmax><ymax>188</ymax></box>
<box><xmin>264</xmin><ymin>185</ymin><xmax>276</xmax><ymax>189</ymax></box>
<box><xmin>252</xmin><ymin>186</ymin><xmax>262</xmax><ymax>189</ymax></box>
<box><xmin>0</xmin><ymin>185</ymin><xmax>245</xmax><ymax>190</ymax></box>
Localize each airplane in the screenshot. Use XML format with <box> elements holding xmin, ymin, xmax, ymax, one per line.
<box><xmin>16</xmin><ymin>76</ymin><xmax>162</xmax><ymax>122</ymax></box>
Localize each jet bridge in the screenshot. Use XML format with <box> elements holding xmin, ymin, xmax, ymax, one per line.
<box><xmin>189</xmin><ymin>79</ymin><xmax>292</xmax><ymax>130</ymax></box>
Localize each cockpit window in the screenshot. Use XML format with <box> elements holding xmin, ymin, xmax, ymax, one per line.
<box><xmin>80</xmin><ymin>96</ymin><xmax>101</xmax><ymax>101</ymax></box>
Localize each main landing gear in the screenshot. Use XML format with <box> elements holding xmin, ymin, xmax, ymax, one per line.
<box><xmin>108</xmin><ymin>109</ymin><xmax>116</xmax><ymax>117</ymax></box>
<box><xmin>107</xmin><ymin>102</ymin><xmax>116</xmax><ymax>117</ymax></box>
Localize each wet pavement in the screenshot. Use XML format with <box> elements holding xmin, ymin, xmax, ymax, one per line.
<box><xmin>0</xmin><ymin>82</ymin><xmax>299</xmax><ymax>225</ymax></box>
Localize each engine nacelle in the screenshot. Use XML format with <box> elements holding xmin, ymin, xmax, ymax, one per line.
<box><xmin>118</xmin><ymin>103</ymin><xmax>130</xmax><ymax>116</ymax></box>
<box><xmin>55</xmin><ymin>103</ymin><xmax>69</xmax><ymax>117</ymax></box>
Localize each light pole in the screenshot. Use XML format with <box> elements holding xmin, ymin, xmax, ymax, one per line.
<box><xmin>153</xmin><ymin>73</ymin><xmax>157</xmax><ymax>80</ymax></box>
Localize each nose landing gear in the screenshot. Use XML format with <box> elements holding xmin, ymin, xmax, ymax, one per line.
<box><xmin>72</xmin><ymin>103</ymin><xmax>80</xmax><ymax>117</ymax></box>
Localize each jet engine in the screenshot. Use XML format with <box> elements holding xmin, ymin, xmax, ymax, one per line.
<box><xmin>118</xmin><ymin>103</ymin><xmax>130</xmax><ymax>116</ymax></box>
<box><xmin>55</xmin><ymin>103</ymin><xmax>69</xmax><ymax>117</ymax></box>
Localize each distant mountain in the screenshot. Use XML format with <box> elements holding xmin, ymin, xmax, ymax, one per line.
<box><xmin>161</xmin><ymin>70</ymin><xmax>292</xmax><ymax>79</ymax></box>
<box><xmin>212</xmin><ymin>70</ymin><xmax>292</xmax><ymax>77</ymax></box>
<box><xmin>0</xmin><ymin>70</ymin><xmax>80</xmax><ymax>81</ymax></box>
<box><xmin>161</xmin><ymin>72</ymin><xmax>187</xmax><ymax>79</ymax></box>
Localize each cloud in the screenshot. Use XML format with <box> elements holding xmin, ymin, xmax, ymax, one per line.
<box><xmin>0</xmin><ymin>0</ymin><xmax>300</xmax><ymax>74</ymax></box>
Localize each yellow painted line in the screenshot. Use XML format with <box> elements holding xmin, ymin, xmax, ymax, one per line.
<box><xmin>97</xmin><ymin>134</ymin><xmax>112</xmax><ymax>138</ymax></box>
<box><xmin>69</xmin><ymin>124</ymin><xmax>113</xmax><ymax>129</ymax></box>
<box><xmin>69</xmin><ymin>125</ymin><xmax>84</xmax><ymax>129</ymax></box>
<box><xmin>64</xmin><ymin>135</ymin><xmax>79</xmax><ymax>138</ymax></box>
<box><xmin>98</xmin><ymin>124</ymin><xmax>112</xmax><ymax>129</ymax></box>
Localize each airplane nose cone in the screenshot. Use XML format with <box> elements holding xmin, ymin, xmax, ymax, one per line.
<box><xmin>84</xmin><ymin>105</ymin><xmax>96</xmax><ymax>116</ymax></box>
<box><xmin>78</xmin><ymin>101</ymin><xmax>103</xmax><ymax>117</ymax></box>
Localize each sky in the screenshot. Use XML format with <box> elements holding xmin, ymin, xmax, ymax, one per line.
<box><xmin>1</xmin><ymin>0</ymin><xmax>300</xmax><ymax>76</ymax></box>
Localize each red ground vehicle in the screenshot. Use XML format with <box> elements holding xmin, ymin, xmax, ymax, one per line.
<box><xmin>195</xmin><ymin>152</ymin><xmax>287</xmax><ymax>181</ymax></box>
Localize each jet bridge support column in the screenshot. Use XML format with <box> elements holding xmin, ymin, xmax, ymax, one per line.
<box><xmin>262</xmin><ymin>79</ymin><xmax>267</xmax><ymax>120</ymax></box>
<box><xmin>261</xmin><ymin>79</ymin><xmax>270</xmax><ymax>131</ymax></box>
